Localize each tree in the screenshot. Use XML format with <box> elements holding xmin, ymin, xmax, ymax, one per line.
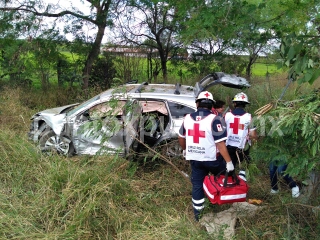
<box><xmin>0</xmin><ymin>39</ymin><xmax>29</xmax><ymax>86</ymax></box>
<box><xmin>0</xmin><ymin>7</ymin><xmax>72</xmax><ymax>89</ymax></box>
<box><xmin>29</xmin><ymin>30</ymin><xmax>66</xmax><ymax>90</ymax></box>
<box><xmin>228</xmin><ymin>2</ymin><xmax>274</xmax><ymax>79</ymax></box>
<box><xmin>0</xmin><ymin>0</ymin><xmax>120</xmax><ymax>90</ymax></box>
<box><xmin>89</xmin><ymin>52</ymin><xmax>117</xmax><ymax>89</ymax></box>
<box><xmin>270</xmin><ymin>0</ymin><xmax>320</xmax><ymax>84</ymax></box>
<box><xmin>115</xmin><ymin>0</ymin><xmax>182</xmax><ymax>82</ymax></box>
<box><xmin>181</xmin><ymin>1</ymin><xmax>277</xmax><ymax>78</ymax></box>
<box><xmin>186</xmin><ymin>38</ymin><xmax>234</xmax><ymax>76</ymax></box>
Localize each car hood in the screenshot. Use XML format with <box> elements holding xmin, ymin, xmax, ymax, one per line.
<box><xmin>31</xmin><ymin>103</ymin><xmax>79</xmax><ymax>119</ymax></box>
<box><xmin>31</xmin><ymin>103</ymin><xmax>79</xmax><ymax>135</ymax></box>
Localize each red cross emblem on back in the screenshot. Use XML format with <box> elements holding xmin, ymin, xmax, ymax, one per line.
<box><xmin>229</xmin><ymin>117</ymin><xmax>244</xmax><ymax>134</ymax></box>
<box><xmin>188</xmin><ymin>123</ymin><xmax>205</xmax><ymax>143</ymax></box>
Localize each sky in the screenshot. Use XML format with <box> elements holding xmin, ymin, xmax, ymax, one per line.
<box><xmin>43</xmin><ymin>0</ymin><xmax>91</xmax><ymax>14</ymax></box>
<box><xmin>41</xmin><ymin>0</ymin><xmax>111</xmax><ymax>43</ymax></box>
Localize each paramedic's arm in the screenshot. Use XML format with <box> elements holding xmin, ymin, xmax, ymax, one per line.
<box><xmin>217</xmin><ymin>141</ymin><xmax>234</xmax><ymax>172</ymax></box>
<box><xmin>211</xmin><ymin>117</ymin><xmax>232</xmax><ymax>164</ymax></box>
<box><xmin>178</xmin><ymin>136</ymin><xmax>186</xmax><ymax>150</ymax></box>
<box><xmin>216</xmin><ymin>141</ymin><xmax>232</xmax><ymax>163</ymax></box>
<box><xmin>178</xmin><ymin>120</ymin><xmax>186</xmax><ymax>150</ymax></box>
<box><xmin>249</xmin><ymin>127</ymin><xmax>258</xmax><ymax>144</ymax></box>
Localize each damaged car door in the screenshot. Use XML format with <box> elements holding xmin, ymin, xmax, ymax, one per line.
<box><xmin>64</xmin><ymin>99</ymin><xmax>141</xmax><ymax>156</ymax></box>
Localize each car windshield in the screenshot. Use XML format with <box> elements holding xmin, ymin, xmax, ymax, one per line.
<box><xmin>67</xmin><ymin>95</ymin><xmax>100</xmax><ymax>116</ymax></box>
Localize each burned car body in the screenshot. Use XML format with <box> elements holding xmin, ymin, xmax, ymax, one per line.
<box><xmin>28</xmin><ymin>72</ymin><xmax>250</xmax><ymax>158</ymax></box>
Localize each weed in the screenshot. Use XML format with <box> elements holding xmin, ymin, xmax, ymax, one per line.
<box><xmin>0</xmin><ymin>75</ymin><xmax>319</xmax><ymax>239</ymax></box>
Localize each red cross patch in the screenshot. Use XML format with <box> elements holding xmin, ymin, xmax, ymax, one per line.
<box><xmin>229</xmin><ymin>117</ymin><xmax>244</xmax><ymax>134</ymax></box>
<box><xmin>188</xmin><ymin>123</ymin><xmax>205</xmax><ymax>143</ymax></box>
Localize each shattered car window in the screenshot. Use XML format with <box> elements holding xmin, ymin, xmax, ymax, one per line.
<box><xmin>67</xmin><ymin>95</ymin><xmax>100</xmax><ymax>116</ymax></box>
<box><xmin>77</xmin><ymin>100</ymin><xmax>127</xmax><ymax>140</ymax></box>
<box><xmin>89</xmin><ymin>100</ymin><xmax>125</xmax><ymax>119</ymax></box>
<box><xmin>167</xmin><ymin>101</ymin><xmax>195</xmax><ymax>119</ymax></box>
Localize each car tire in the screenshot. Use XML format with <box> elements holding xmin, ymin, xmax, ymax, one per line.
<box><xmin>39</xmin><ymin>130</ymin><xmax>74</xmax><ymax>156</ymax></box>
<box><xmin>161</xmin><ymin>139</ymin><xmax>183</xmax><ymax>157</ymax></box>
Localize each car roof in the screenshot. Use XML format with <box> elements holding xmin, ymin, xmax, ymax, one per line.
<box><xmin>99</xmin><ymin>83</ymin><xmax>197</xmax><ymax>108</ymax></box>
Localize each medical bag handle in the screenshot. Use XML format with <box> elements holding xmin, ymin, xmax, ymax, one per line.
<box><xmin>223</xmin><ymin>170</ymin><xmax>240</xmax><ymax>187</ymax></box>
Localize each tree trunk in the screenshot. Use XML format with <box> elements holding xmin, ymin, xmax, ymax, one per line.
<box><xmin>158</xmin><ymin>50</ymin><xmax>168</xmax><ymax>83</ymax></box>
<box><xmin>147</xmin><ymin>53</ymin><xmax>152</xmax><ymax>82</ymax></box>
<box><xmin>57</xmin><ymin>58</ymin><xmax>64</xmax><ymax>87</ymax></box>
<box><xmin>82</xmin><ymin>25</ymin><xmax>106</xmax><ymax>90</ymax></box>
<box><xmin>245</xmin><ymin>55</ymin><xmax>256</xmax><ymax>80</ymax></box>
<box><xmin>161</xmin><ymin>58</ymin><xmax>167</xmax><ymax>83</ymax></box>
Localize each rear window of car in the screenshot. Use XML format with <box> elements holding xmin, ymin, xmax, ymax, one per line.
<box><xmin>167</xmin><ymin>101</ymin><xmax>195</xmax><ymax>119</ymax></box>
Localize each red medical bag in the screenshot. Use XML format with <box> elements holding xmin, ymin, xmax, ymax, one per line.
<box><xmin>203</xmin><ymin>172</ymin><xmax>249</xmax><ymax>205</ymax></box>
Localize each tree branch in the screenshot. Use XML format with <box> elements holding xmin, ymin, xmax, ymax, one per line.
<box><xmin>0</xmin><ymin>6</ymin><xmax>97</xmax><ymax>25</ymax></box>
<box><xmin>133</xmin><ymin>136</ymin><xmax>191</xmax><ymax>184</ymax></box>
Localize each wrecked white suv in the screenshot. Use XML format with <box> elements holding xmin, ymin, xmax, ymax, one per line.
<box><xmin>28</xmin><ymin>72</ymin><xmax>250</xmax><ymax>158</ymax></box>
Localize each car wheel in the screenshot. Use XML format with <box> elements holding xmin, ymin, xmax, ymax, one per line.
<box><xmin>154</xmin><ymin>139</ymin><xmax>183</xmax><ymax>158</ymax></box>
<box><xmin>39</xmin><ymin>130</ymin><xmax>74</xmax><ymax>156</ymax></box>
<box><xmin>165</xmin><ymin>140</ymin><xmax>183</xmax><ymax>157</ymax></box>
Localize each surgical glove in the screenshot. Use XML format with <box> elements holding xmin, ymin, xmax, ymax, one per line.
<box><xmin>226</xmin><ymin>161</ymin><xmax>234</xmax><ymax>172</ymax></box>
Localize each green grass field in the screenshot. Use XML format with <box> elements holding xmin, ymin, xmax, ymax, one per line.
<box><xmin>251</xmin><ymin>62</ymin><xmax>284</xmax><ymax>76</ymax></box>
<box><xmin>0</xmin><ymin>74</ymin><xmax>319</xmax><ymax>239</ymax></box>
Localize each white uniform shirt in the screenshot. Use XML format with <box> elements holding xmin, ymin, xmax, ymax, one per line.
<box><xmin>225</xmin><ymin>111</ymin><xmax>252</xmax><ymax>149</ymax></box>
<box><xmin>179</xmin><ymin>109</ymin><xmax>227</xmax><ymax>161</ymax></box>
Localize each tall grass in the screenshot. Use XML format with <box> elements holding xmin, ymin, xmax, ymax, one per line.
<box><xmin>0</xmin><ymin>78</ymin><xmax>319</xmax><ymax>239</ymax></box>
<box><xmin>0</xmin><ymin>87</ymin><xmax>207</xmax><ymax>239</ymax></box>
<box><xmin>0</xmin><ymin>131</ymin><xmax>208</xmax><ymax>239</ymax></box>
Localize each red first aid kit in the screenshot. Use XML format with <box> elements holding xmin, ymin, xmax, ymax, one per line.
<box><xmin>203</xmin><ymin>172</ymin><xmax>249</xmax><ymax>205</ymax></box>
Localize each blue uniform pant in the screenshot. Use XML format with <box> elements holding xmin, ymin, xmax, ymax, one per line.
<box><xmin>269</xmin><ymin>162</ymin><xmax>297</xmax><ymax>190</ymax></box>
<box><xmin>226</xmin><ymin>146</ymin><xmax>251</xmax><ymax>168</ymax></box>
<box><xmin>190</xmin><ymin>159</ymin><xmax>225</xmax><ymax>220</ymax></box>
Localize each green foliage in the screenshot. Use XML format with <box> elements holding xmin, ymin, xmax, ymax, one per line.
<box><xmin>217</xmin><ymin>55</ymin><xmax>247</xmax><ymax>75</ymax></box>
<box><xmin>252</xmin><ymin>90</ymin><xmax>320</xmax><ymax>179</ymax></box>
<box><xmin>182</xmin><ymin>55</ymin><xmax>221</xmax><ymax>76</ymax></box>
<box><xmin>56</xmin><ymin>54</ymin><xmax>83</xmax><ymax>87</ymax></box>
<box><xmin>112</xmin><ymin>54</ymin><xmax>146</xmax><ymax>83</ymax></box>
<box><xmin>89</xmin><ymin>52</ymin><xmax>117</xmax><ymax>89</ymax></box>
<box><xmin>0</xmin><ymin>39</ymin><xmax>31</xmax><ymax>86</ymax></box>
<box><xmin>280</xmin><ymin>33</ymin><xmax>320</xmax><ymax>84</ymax></box>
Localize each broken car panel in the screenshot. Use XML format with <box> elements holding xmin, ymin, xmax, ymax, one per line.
<box><xmin>28</xmin><ymin>72</ymin><xmax>250</xmax><ymax>158</ymax></box>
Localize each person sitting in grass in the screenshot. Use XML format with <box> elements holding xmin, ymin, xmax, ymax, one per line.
<box><xmin>269</xmin><ymin>159</ymin><xmax>300</xmax><ymax>198</ymax></box>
